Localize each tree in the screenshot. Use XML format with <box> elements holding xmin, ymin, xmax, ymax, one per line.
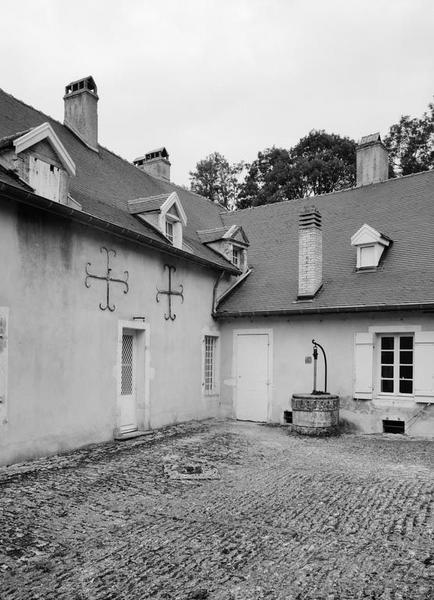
<box><xmin>384</xmin><ymin>101</ymin><xmax>434</xmax><ymax>176</ymax></box>
<box><xmin>236</xmin><ymin>147</ymin><xmax>294</xmax><ymax>209</ymax></box>
<box><xmin>189</xmin><ymin>152</ymin><xmax>244</xmax><ymax>209</ymax></box>
<box><xmin>236</xmin><ymin>130</ymin><xmax>356</xmax><ymax>208</ymax></box>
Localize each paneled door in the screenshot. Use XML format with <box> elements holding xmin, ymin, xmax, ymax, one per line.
<box><xmin>235</xmin><ymin>332</ymin><xmax>270</xmax><ymax>422</ymax></box>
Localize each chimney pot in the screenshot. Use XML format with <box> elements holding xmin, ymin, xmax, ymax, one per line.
<box><xmin>356</xmin><ymin>132</ymin><xmax>388</xmax><ymax>186</ymax></box>
<box><xmin>64</xmin><ymin>76</ymin><xmax>98</xmax><ymax>152</ymax></box>
<box><xmin>133</xmin><ymin>147</ymin><xmax>171</xmax><ymax>182</ymax></box>
<box><xmin>298</xmin><ymin>206</ymin><xmax>322</xmax><ymax>299</ymax></box>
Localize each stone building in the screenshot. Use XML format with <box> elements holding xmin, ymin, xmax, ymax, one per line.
<box><xmin>0</xmin><ymin>77</ymin><xmax>433</xmax><ymax>465</ymax></box>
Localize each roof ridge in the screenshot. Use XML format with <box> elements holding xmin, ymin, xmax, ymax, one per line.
<box><xmin>197</xmin><ymin>226</ymin><xmax>228</xmax><ymax>233</ymax></box>
<box><xmin>0</xmin><ymin>89</ymin><xmax>231</xmax><ymax>221</ymax></box>
<box><xmin>129</xmin><ymin>193</ymin><xmax>171</xmax><ymax>203</ymax></box>
<box><xmin>230</xmin><ymin>168</ymin><xmax>434</xmax><ymax>215</ymax></box>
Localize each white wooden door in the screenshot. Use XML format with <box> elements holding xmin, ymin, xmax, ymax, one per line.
<box><xmin>235</xmin><ymin>333</ymin><xmax>270</xmax><ymax>422</ymax></box>
<box><xmin>119</xmin><ymin>330</ymin><xmax>137</xmax><ymax>433</ymax></box>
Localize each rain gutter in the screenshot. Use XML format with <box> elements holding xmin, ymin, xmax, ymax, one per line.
<box><xmin>0</xmin><ymin>180</ymin><xmax>239</xmax><ymax>275</ymax></box>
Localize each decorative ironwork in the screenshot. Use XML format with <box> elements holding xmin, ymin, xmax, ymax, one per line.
<box><xmin>156</xmin><ymin>264</ymin><xmax>184</xmax><ymax>321</ymax></box>
<box><xmin>85</xmin><ymin>247</ymin><xmax>129</xmax><ymax>312</ymax></box>
<box><xmin>312</xmin><ymin>339</ymin><xmax>328</xmax><ymax>394</ymax></box>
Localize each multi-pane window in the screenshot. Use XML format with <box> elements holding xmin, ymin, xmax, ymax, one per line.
<box><xmin>232</xmin><ymin>246</ymin><xmax>242</xmax><ymax>268</ymax></box>
<box><xmin>380</xmin><ymin>335</ymin><xmax>413</xmax><ymax>395</ymax></box>
<box><xmin>204</xmin><ymin>335</ymin><xmax>218</xmax><ymax>393</ymax></box>
<box><xmin>165</xmin><ymin>220</ymin><xmax>174</xmax><ymax>243</ymax></box>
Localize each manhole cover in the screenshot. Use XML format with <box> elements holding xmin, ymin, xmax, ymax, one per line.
<box><xmin>163</xmin><ymin>462</ymin><xmax>220</xmax><ymax>480</ymax></box>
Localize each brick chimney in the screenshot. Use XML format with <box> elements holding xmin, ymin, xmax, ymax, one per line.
<box><xmin>133</xmin><ymin>147</ymin><xmax>171</xmax><ymax>182</ymax></box>
<box><xmin>64</xmin><ymin>76</ymin><xmax>98</xmax><ymax>152</ymax></box>
<box><xmin>356</xmin><ymin>133</ymin><xmax>388</xmax><ymax>186</ymax></box>
<box><xmin>298</xmin><ymin>207</ymin><xmax>322</xmax><ymax>299</ymax></box>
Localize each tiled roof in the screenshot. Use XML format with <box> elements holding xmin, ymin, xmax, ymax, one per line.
<box><xmin>217</xmin><ymin>169</ymin><xmax>434</xmax><ymax>315</ymax></box>
<box><xmin>197</xmin><ymin>227</ymin><xmax>230</xmax><ymax>244</ymax></box>
<box><xmin>0</xmin><ymin>88</ymin><xmax>234</xmax><ymax>273</ymax></box>
<box><xmin>128</xmin><ymin>194</ymin><xmax>171</xmax><ymax>214</ymax></box>
<box><xmin>0</xmin><ymin>164</ymin><xmax>32</xmax><ymax>190</ymax></box>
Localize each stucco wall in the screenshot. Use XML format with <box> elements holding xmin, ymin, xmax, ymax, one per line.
<box><xmin>0</xmin><ymin>199</ymin><xmax>220</xmax><ymax>465</ymax></box>
<box><xmin>219</xmin><ymin>312</ymin><xmax>434</xmax><ymax>437</ymax></box>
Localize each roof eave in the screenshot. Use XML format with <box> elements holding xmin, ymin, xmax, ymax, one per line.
<box><xmin>0</xmin><ymin>180</ymin><xmax>239</xmax><ymax>275</ymax></box>
<box><xmin>215</xmin><ymin>302</ymin><xmax>434</xmax><ymax>319</ymax></box>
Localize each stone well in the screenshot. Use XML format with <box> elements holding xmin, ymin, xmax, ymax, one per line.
<box><xmin>291</xmin><ymin>393</ymin><xmax>339</xmax><ymax>436</ymax></box>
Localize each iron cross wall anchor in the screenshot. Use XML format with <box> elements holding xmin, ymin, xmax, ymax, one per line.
<box><xmin>85</xmin><ymin>247</ymin><xmax>129</xmax><ymax>311</ymax></box>
<box><xmin>156</xmin><ymin>264</ymin><xmax>184</xmax><ymax>321</ymax></box>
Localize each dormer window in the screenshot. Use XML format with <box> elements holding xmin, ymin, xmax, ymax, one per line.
<box><xmin>232</xmin><ymin>246</ymin><xmax>243</xmax><ymax>268</ymax></box>
<box><xmin>197</xmin><ymin>225</ymin><xmax>250</xmax><ymax>272</ymax></box>
<box><xmin>127</xmin><ymin>191</ymin><xmax>187</xmax><ymax>250</ymax></box>
<box><xmin>0</xmin><ymin>122</ymin><xmax>76</xmax><ymax>205</ymax></box>
<box><xmin>351</xmin><ymin>224</ymin><xmax>391</xmax><ymax>270</ymax></box>
<box><xmin>359</xmin><ymin>245</ymin><xmax>375</xmax><ymax>268</ymax></box>
<box><xmin>165</xmin><ymin>219</ymin><xmax>174</xmax><ymax>243</ymax></box>
<box><xmin>29</xmin><ymin>156</ymin><xmax>62</xmax><ymax>202</ymax></box>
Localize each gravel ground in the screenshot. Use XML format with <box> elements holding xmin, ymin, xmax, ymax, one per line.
<box><xmin>0</xmin><ymin>420</ymin><xmax>433</xmax><ymax>599</ymax></box>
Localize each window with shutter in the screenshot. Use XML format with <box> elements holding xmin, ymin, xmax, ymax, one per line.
<box><xmin>354</xmin><ymin>332</ymin><xmax>374</xmax><ymax>400</ymax></box>
<box><xmin>414</xmin><ymin>331</ymin><xmax>434</xmax><ymax>403</ymax></box>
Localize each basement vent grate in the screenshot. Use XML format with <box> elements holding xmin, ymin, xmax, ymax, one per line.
<box><xmin>283</xmin><ymin>410</ymin><xmax>293</xmax><ymax>424</ymax></box>
<box><xmin>383</xmin><ymin>420</ymin><xmax>405</xmax><ymax>434</ymax></box>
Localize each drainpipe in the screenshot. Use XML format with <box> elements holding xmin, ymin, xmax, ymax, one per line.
<box><xmin>212</xmin><ymin>271</ymin><xmax>225</xmax><ymax>316</ymax></box>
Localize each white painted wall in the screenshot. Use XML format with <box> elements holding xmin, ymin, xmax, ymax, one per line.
<box><xmin>219</xmin><ymin>312</ymin><xmax>434</xmax><ymax>437</ymax></box>
<box><xmin>0</xmin><ymin>200</ymin><xmax>221</xmax><ymax>465</ymax></box>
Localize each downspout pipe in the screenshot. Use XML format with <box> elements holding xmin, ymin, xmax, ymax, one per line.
<box><xmin>212</xmin><ymin>271</ymin><xmax>225</xmax><ymax>316</ymax></box>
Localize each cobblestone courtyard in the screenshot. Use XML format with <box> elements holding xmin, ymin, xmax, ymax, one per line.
<box><xmin>1</xmin><ymin>421</ymin><xmax>433</xmax><ymax>600</ymax></box>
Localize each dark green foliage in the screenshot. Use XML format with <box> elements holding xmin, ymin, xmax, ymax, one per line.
<box><xmin>189</xmin><ymin>152</ymin><xmax>244</xmax><ymax>209</ymax></box>
<box><xmin>236</xmin><ymin>130</ymin><xmax>356</xmax><ymax>208</ymax></box>
<box><xmin>384</xmin><ymin>101</ymin><xmax>434</xmax><ymax>176</ymax></box>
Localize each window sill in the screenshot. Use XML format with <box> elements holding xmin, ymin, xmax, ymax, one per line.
<box><xmin>372</xmin><ymin>396</ymin><xmax>415</xmax><ymax>409</ymax></box>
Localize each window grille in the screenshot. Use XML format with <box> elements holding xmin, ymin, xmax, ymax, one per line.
<box><xmin>204</xmin><ymin>336</ymin><xmax>218</xmax><ymax>393</ymax></box>
<box><xmin>380</xmin><ymin>335</ymin><xmax>413</xmax><ymax>395</ymax></box>
<box><xmin>121</xmin><ymin>333</ymin><xmax>134</xmax><ymax>395</ymax></box>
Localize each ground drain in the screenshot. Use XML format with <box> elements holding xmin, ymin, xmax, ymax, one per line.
<box><xmin>163</xmin><ymin>462</ymin><xmax>220</xmax><ymax>480</ymax></box>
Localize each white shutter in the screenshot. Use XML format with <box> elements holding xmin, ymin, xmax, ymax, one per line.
<box><xmin>0</xmin><ymin>307</ymin><xmax>9</xmax><ymax>426</ymax></box>
<box><xmin>414</xmin><ymin>331</ymin><xmax>434</xmax><ymax>403</ymax></box>
<box><xmin>354</xmin><ymin>332</ymin><xmax>374</xmax><ymax>400</ymax></box>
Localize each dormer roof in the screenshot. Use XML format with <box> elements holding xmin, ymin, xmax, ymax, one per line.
<box><xmin>197</xmin><ymin>224</ymin><xmax>249</xmax><ymax>246</ymax></box>
<box><xmin>13</xmin><ymin>122</ymin><xmax>76</xmax><ymax>176</ymax></box>
<box><xmin>0</xmin><ymin>87</ymin><xmax>238</xmax><ymax>274</ymax></box>
<box><xmin>128</xmin><ymin>191</ymin><xmax>187</xmax><ymax>226</ymax></box>
<box><xmin>351</xmin><ymin>223</ymin><xmax>391</xmax><ymax>247</ymax></box>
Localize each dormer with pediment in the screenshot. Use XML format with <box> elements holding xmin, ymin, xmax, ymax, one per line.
<box><xmin>0</xmin><ymin>122</ymin><xmax>76</xmax><ymax>205</ymax></box>
<box><xmin>351</xmin><ymin>223</ymin><xmax>391</xmax><ymax>270</ymax></box>
<box><xmin>197</xmin><ymin>225</ymin><xmax>249</xmax><ymax>271</ymax></box>
<box><xmin>128</xmin><ymin>191</ymin><xmax>187</xmax><ymax>249</ymax></box>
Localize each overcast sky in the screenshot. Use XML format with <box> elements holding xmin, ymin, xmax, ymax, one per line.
<box><xmin>1</xmin><ymin>0</ymin><xmax>433</xmax><ymax>185</ymax></box>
